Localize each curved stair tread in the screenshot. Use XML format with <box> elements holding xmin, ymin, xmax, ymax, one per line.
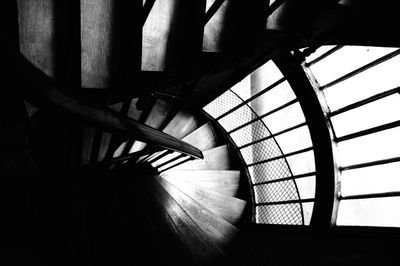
<box><xmin>156</xmin><ymin>176</ymin><xmax>239</xmax><ymax>249</ymax></box>
<box><xmin>162</xmin><ymin>109</ymin><xmax>202</xmax><ymax>139</ymax></box>
<box><xmin>151</xmin><ymin>177</ymin><xmax>227</xmax><ymax>264</ymax></box>
<box><xmin>140</xmin><ymin>178</ymin><xmax>203</xmax><ymax>266</ymax></box>
<box><xmin>161</xmin><ymin>170</ymin><xmax>240</xmax><ymax>197</ymax></box>
<box><xmin>181</xmin><ymin>122</ymin><xmax>217</xmax><ymax>151</ymax></box>
<box><xmin>173</xmin><ymin>145</ymin><xmax>231</xmax><ymax>170</ymax></box>
<box><xmin>157</xmin><ymin>175</ymin><xmax>246</xmax><ymax>224</ymax></box>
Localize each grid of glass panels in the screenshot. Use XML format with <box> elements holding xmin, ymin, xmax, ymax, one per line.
<box><xmin>203</xmin><ymin>60</ymin><xmax>316</xmax><ymax>225</ymax></box>
<box><xmin>304</xmin><ymin>45</ymin><xmax>400</xmax><ymax>227</ymax></box>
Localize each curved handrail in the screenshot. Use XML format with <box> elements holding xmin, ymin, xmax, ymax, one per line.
<box><xmin>0</xmin><ymin>34</ymin><xmax>203</xmax><ymax>160</ymax></box>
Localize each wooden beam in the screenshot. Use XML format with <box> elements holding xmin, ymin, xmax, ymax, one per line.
<box><xmin>0</xmin><ymin>36</ymin><xmax>203</xmax><ymax>159</ymax></box>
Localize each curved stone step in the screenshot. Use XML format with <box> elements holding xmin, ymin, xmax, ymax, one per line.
<box><xmin>150</xmin><ymin>177</ymin><xmax>227</xmax><ymax>265</ymax></box>
<box><xmin>161</xmin><ymin>170</ymin><xmax>240</xmax><ymax>197</ymax></box>
<box><xmin>157</xmin><ymin>176</ymin><xmax>239</xmax><ymax>249</ymax></box>
<box><xmin>181</xmin><ymin>122</ymin><xmax>218</xmax><ymax>151</ymax></box>
<box><xmin>173</xmin><ymin>145</ymin><xmax>231</xmax><ymax>170</ymax></box>
<box><xmin>157</xmin><ymin>175</ymin><xmax>246</xmax><ymax>224</ymax></box>
<box><xmin>162</xmin><ymin>108</ymin><xmax>202</xmax><ymax>139</ymax></box>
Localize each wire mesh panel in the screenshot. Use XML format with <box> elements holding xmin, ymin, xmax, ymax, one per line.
<box><xmin>203</xmin><ymin>59</ymin><xmax>316</xmax><ymax>226</ymax></box>
<box><xmin>254</xmin><ymin>181</ymin><xmax>299</xmax><ymax>203</ymax></box>
<box><xmin>230</xmin><ymin>119</ymin><xmax>271</xmax><ymax>147</ymax></box>
<box><xmin>256</xmin><ymin>204</ymin><xmax>303</xmax><ymax>225</ymax></box>
<box><xmin>240</xmin><ymin>138</ymin><xmax>283</xmax><ymax>165</ymax></box>
<box><xmin>218</xmin><ymin>104</ymin><xmax>258</xmax><ymax>132</ymax></box>
<box><xmin>248</xmin><ymin>159</ymin><xmax>291</xmax><ymax>184</ymax></box>
<box><xmin>203</xmin><ymin>89</ymin><xmax>243</xmax><ymax>118</ymax></box>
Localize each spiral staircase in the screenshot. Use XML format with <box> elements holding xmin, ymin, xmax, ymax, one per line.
<box><xmin>77</xmin><ymin>97</ymin><xmax>249</xmax><ymax>265</ymax></box>
<box><xmin>2</xmin><ymin>0</ymin><xmax>397</xmax><ymax>265</ymax></box>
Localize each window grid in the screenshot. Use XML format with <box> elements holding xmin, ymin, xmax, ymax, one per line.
<box><xmin>203</xmin><ymin>60</ymin><xmax>316</xmax><ymax>225</ymax></box>
<box><xmin>305</xmin><ymin>45</ymin><xmax>400</xmax><ymax>227</ymax></box>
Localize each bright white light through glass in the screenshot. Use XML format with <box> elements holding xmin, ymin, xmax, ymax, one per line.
<box><xmin>323</xmin><ymin>53</ymin><xmax>400</xmax><ymax>111</ymax></box>
<box><xmin>340</xmin><ymin>162</ymin><xmax>400</xmax><ymax>196</ymax></box>
<box><xmin>331</xmin><ymin>94</ymin><xmax>400</xmax><ymax>137</ymax></box>
<box><xmin>310</xmin><ymin>46</ymin><xmax>397</xmax><ymax>87</ymax></box>
<box><xmin>337</xmin><ymin>126</ymin><xmax>400</xmax><ymax>167</ymax></box>
<box><xmin>308</xmin><ymin>45</ymin><xmax>400</xmax><ymax>228</ymax></box>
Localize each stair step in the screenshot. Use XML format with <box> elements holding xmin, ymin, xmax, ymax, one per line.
<box><xmin>156</xmin><ymin>176</ymin><xmax>239</xmax><ymax>249</ymax></box>
<box><xmin>173</xmin><ymin>145</ymin><xmax>231</xmax><ymax>170</ymax></box>
<box><xmin>162</xmin><ymin>109</ymin><xmax>202</xmax><ymax>139</ymax></box>
<box><xmin>161</xmin><ymin>170</ymin><xmax>240</xmax><ymax>197</ymax></box>
<box><xmin>139</xmin><ymin>177</ymin><xmax>202</xmax><ymax>266</ymax></box>
<box><xmin>181</xmin><ymin>122</ymin><xmax>217</xmax><ymax>151</ymax></box>
<box><xmin>158</xmin><ymin>174</ymin><xmax>246</xmax><ymax>224</ymax></box>
<box><xmin>151</xmin><ymin>177</ymin><xmax>227</xmax><ymax>265</ymax></box>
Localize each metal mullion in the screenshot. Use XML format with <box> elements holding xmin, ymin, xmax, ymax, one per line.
<box><xmin>228</xmin><ymin>99</ymin><xmax>298</xmax><ymax>134</ymax></box>
<box><xmin>339</xmin><ymin>156</ymin><xmax>400</xmax><ymax>172</ymax></box>
<box><xmin>320</xmin><ymin>49</ymin><xmax>400</xmax><ymax>90</ymax></box>
<box><xmin>340</xmin><ymin>191</ymin><xmax>400</xmax><ymax>201</ymax></box>
<box><xmin>247</xmin><ymin>146</ymin><xmax>313</xmax><ymax>167</ymax></box>
<box><xmin>252</xmin><ymin>172</ymin><xmax>316</xmax><ymax>186</ymax></box>
<box><xmin>239</xmin><ymin>121</ymin><xmax>307</xmax><ymax>149</ymax></box>
<box><xmin>329</xmin><ymin>86</ymin><xmax>400</xmax><ymax>117</ymax></box>
<box><xmin>305</xmin><ymin>45</ymin><xmax>344</xmax><ymax>67</ymax></box>
<box><xmin>255</xmin><ymin>198</ymin><xmax>314</xmax><ymax>206</ymax></box>
<box><xmin>216</xmin><ymin>77</ymin><xmax>285</xmax><ymax>121</ymax></box>
<box><xmin>335</xmin><ymin>119</ymin><xmax>400</xmax><ymax>142</ymax></box>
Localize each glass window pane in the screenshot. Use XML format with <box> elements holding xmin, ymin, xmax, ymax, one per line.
<box><xmin>324</xmin><ymin>54</ymin><xmax>400</xmax><ymax>111</ymax></box>
<box><xmin>295</xmin><ymin>175</ymin><xmax>316</xmax><ymax>199</ymax></box>
<box><xmin>232</xmin><ymin>60</ymin><xmax>283</xmax><ymax>100</ymax></box>
<box><xmin>285</xmin><ymin>150</ymin><xmax>315</xmax><ymax>176</ymax></box>
<box><xmin>254</xmin><ymin>180</ymin><xmax>299</xmax><ymax>203</ymax></box>
<box><xmin>341</xmin><ymin>162</ymin><xmax>400</xmax><ymax>196</ymax></box>
<box><xmin>304</xmin><ymin>45</ymin><xmax>335</xmax><ymax>63</ymax></box>
<box><xmin>229</xmin><ymin>76</ymin><xmax>251</xmax><ymax>100</ymax></box>
<box><xmin>310</xmin><ymin>46</ymin><xmax>397</xmax><ymax>87</ymax></box>
<box><xmin>337</xmin><ymin>126</ymin><xmax>400</xmax><ymax>166</ymax></box>
<box><xmin>262</xmin><ymin>102</ymin><xmax>306</xmax><ymax>134</ymax></box>
<box><xmin>331</xmin><ymin>94</ymin><xmax>400</xmax><ymax>137</ymax></box>
<box><xmin>229</xmin><ymin>120</ymin><xmax>271</xmax><ymax>147</ymax></box>
<box><xmin>274</xmin><ymin>126</ymin><xmax>313</xmax><ymax>154</ymax></box>
<box><xmin>249</xmin><ymin>81</ymin><xmax>296</xmax><ymax>117</ymax></box>
<box><xmin>203</xmin><ymin>90</ymin><xmax>243</xmax><ymax>118</ymax></box>
<box><xmin>240</xmin><ymin>138</ymin><xmax>282</xmax><ymax>165</ymax></box>
<box><xmin>248</xmin><ymin>159</ymin><xmax>291</xmax><ymax>184</ymax></box>
<box><xmin>218</xmin><ymin>105</ymin><xmax>257</xmax><ymax>132</ymax></box>
<box><xmin>302</xmin><ymin>202</ymin><xmax>314</xmax><ymax>225</ymax></box>
<box><xmin>337</xmin><ymin>197</ymin><xmax>400</xmax><ymax>227</ymax></box>
<box><xmin>256</xmin><ymin>204</ymin><xmax>303</xmax><ymax>225</ymax></box>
